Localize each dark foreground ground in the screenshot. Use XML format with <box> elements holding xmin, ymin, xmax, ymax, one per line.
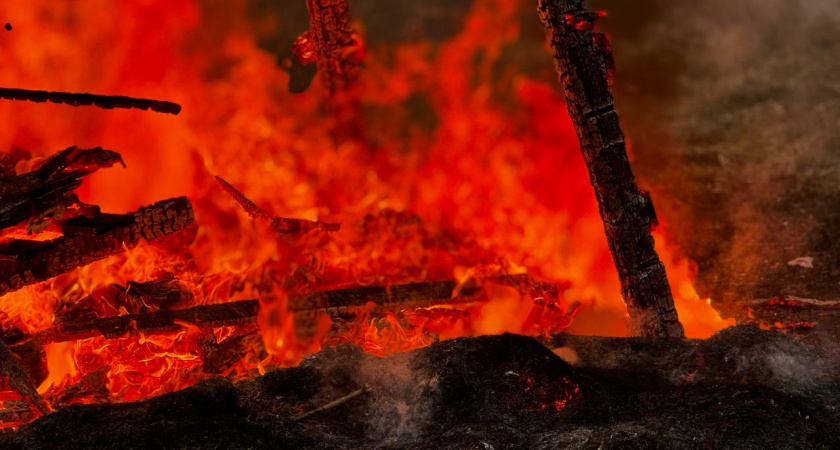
<box><xmin>3</xmin><ymin>327</ymin><xmax>839</xmax><ymax>449</ymax></box>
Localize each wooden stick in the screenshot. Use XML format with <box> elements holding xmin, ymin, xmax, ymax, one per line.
<box><xmin>537</xmin><ymin>0</ymin><xmax>684</xmax><ymax>338</ymax></box>
<box><xmin>291</xmin><ymin>387</ymin><xmax>367</xmax><ymax>421</ymax></box>
<box><xmin>0</xmin><ymin>88</ymin><xmax>181</xmax><ymax>115</ymax></box>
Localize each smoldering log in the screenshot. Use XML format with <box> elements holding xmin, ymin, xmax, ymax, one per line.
<box><xmin>538</xmin><ymin>0</ymin><xmax>684</xmax><ymax>338</ymax></box>
<box><xmin>9</xmin><ymin>274</ymin><xmax>562</xmax><ymax>346</ymax></box>
<box><xmin>0</xmin><ymin>197</ymin><xmax>196</xmax><ymax>296</ymax></box>
<box><xmin>0</xmin><ymin>88</ymin><xmax>181</xmax><ymax>115</ymax></box>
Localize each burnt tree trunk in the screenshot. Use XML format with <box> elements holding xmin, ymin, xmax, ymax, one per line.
<box><xmin>538</xmin><ymin>0</ymin><xmax>684</xmax><ymax>338</ymax></box>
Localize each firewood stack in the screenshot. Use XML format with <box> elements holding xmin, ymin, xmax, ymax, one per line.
<box><xmin>0</xmin><ymin>96</ymin><xmax>572</xmax><ymax>426</ymax></box>
<box><xmin>0</xmin><ymin>140</ymin><xmax>197</xmax><ymax>423</ymax></box>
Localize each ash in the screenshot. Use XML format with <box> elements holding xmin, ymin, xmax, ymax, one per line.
<box><xmin>4</xmin><ymin>327</ymin><xmax>840</xmax><ymax>449</ymax></box>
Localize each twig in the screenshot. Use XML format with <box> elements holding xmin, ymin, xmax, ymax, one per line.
<box><xmin>215</xmin><ymin>176</ymin><xmax>340</xmax><ymax>234</ymax></box>
<box><xmin>292</xmin><ymin>387</ymin><xmax>368</xmax><ymax>421</ymax></box>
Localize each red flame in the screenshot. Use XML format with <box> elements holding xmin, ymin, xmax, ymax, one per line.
<box><xmin>0</xmin><ymin>0</ymin><xmax>733</xmax><ymax>422</ymax></box>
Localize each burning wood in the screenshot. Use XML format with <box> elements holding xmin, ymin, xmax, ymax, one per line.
<box><xmin>54</xmin><ymin>277</ymin><xmax>194</xmax><ymax>325</ymax></box>
<box><xmin>0</xmin><ymin>339</ymin><xmax>48</xmax><ymax>423</ymax></box>
<box><xmin>0</xmin><ymin>197</ymin><xmax>196</xmax><ymax>296</ymax></box>
<box><xmin>216</xmin><ymin>176</ymin><xmax>340</xmax><ymax>234</ymax></box>
<box><xmin>538</xmin><ymin>0</ymin><xmax>684</xmax><ymax>338</ymax></box>
<box><xmin>45</xmin><ymin>366</ymin><xmax>110</xmax><ymax>409</ymax></box>
<box><xmin>0</xmin><ymin>146</ymin><xmax>124</xmax><ymax>233</ymax></box>
<box><xmin>0</xmin><ymin>88</ymin><xmax>181</xmax><ymax>115</ymax></box>
<box><xmin>6</xmin><ymin>274</ymin><xmax>562</xmax><ymax>346</ymax></box>
<box><xmin>293</xmin><ymin>0</ymin><xmax>365</xmax><ymax>94</ymax></box>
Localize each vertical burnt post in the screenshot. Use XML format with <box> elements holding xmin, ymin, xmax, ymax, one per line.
<box><xmin>293</xmin><ymin>0</ymin><xmax>366</xmax><ymax>140</ymax></box>
<box><xmin>538</xmin><ymin>0</ymin><xmax>685</xmax><ymax>338</ymax></box>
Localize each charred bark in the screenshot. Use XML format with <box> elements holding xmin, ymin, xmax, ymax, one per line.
<box><xmin>0</xmin><ymin>88</ymin><xmax>181</xmax><ymax>115</ymax></box>
<box><xmin>0</xmin><ymin>146</ymin><xmax>124</xmax><ymax>232</ymax></box>
<box><xmin>293</xmin><ymin>0</ymin><xmax>365</xmax><ymax>140</ymax></box>
<box><xmin>296</xmin><ymin>0</ymin><xmax>364</xmax><ymax>94</ymax></box>
<box><xmin>0</xmin><ymin>339</ymin><xmax>48</xmax><ymax>420</ymax></box>
<box><xmin>537</xmin><ymin>0</ymin><xmax>684</xmax><ymax>338</ymax></box>
<box><xmin>0</xmin><ymin>197</ymin><xmax>196</xmax><ymax>296</ymax></box>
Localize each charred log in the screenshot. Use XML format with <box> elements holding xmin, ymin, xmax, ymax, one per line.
<box><xmin>537</xmin><ymin>0</ymin><xmax>684</xmax><ymax>338</ymax></box>
<box><xmin>0</xmin><ymin>88</ymin><xmax>181</xmax><ymax>115</ymax></box>
<box><xmin>293</xmin><ymin>0</ymin><xmax>365</xmax><ymax>140</ymax></box>
<box><xmin>0</xmin><ymin>197</ymin><xmax>196</xmax><ymax>296</ymax></box>
<box><xmin>215</xmin><ymin>176</ymin><xmax>340</xmax><ymax>234</ymax></box>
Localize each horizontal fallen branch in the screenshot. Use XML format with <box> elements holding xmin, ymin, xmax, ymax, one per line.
<box><xmin>0</xmin><ymin>88</ymin><xmax>181</xmax><ymax>115</ymax></box>
<box><xmin>0</xmin><ymin>196</ymin><xmax>196</xmax><ymax>296</ymax></box>
<box><xmin>9</xmin><ymin>274</ymin><xmax>561</xmax><ymax>345</ymax></box>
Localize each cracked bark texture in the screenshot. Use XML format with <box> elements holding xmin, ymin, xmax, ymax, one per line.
<box><xmin>304</xmin><ymin>0</ymin><xmax>360</xmax><ymax>94</ymax></box>
<box><xmin>0</xmin><ymin>197</ymin><xmax>196</xmax><ymax>296</ymax></box>
<box><xmin>538</xmin><ymin>0</ymin><xmax>684</xmax><ymax>338</ymax></box>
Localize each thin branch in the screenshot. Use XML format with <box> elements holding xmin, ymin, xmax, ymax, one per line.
<box><xmin>0</xmin><ymin>88</ymin><xmax>181</xmax><ymax>115</ymax></box>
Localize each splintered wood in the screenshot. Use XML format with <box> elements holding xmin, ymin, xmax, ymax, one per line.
<box><xmin>215</xmin><ymin>176</ymin><xmax>340</xmax><ymax>234</ymax></box>
<box><xmin>538</xmin><ymin>0</ymin><xmax>684</xmax><ymax>338</ymax></box>
<box><xmin>0</xmin><ymin>147</ymin><xmax>197</xmax><ymax>296</ymax></box>
<box><xmin>0</xmin><ymin>146</ymin><xmax>124</xmax><ymax>232</ymax></box>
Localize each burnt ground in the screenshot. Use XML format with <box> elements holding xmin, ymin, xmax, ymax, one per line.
<box><xmin>3</xmin><ymin>328</ymin><xmax>840</xmax><ymax>450</ymax></box>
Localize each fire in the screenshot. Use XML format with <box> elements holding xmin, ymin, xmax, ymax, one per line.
<box><xmin>0</xmin><ymin>0</ymin><xmax>732</xmax><ymax>421</ymax></box>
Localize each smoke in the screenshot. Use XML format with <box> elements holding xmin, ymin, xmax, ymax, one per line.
<box><xmin>356</xmin><ymin>353</ymin><xmax>440</xmax><ymax>443</ymax></box>
<box><xmin>581</xmin><ymin>0</ymin><xmax>840</xmax><ymax>311</ymax></box>
<box><xmin>302</xmin><ymin>346</ymin><xmax>440</xmax><ymax>443</ymax></box>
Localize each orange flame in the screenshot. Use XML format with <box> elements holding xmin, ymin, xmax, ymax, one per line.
<box><xmin>0</xmin><ymin>0</ymin><xmax>732</xmax><ymax>421</ymax></box>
